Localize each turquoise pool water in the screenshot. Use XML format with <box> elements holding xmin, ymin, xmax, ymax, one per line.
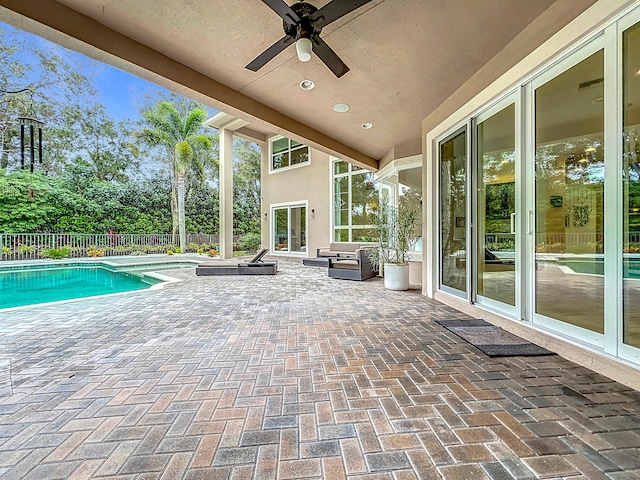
<box><xmin>0</xmin><ymin>265</ymin><xmax>162</xmax><ymax>309</ymax></box>
<box><xmin>559</xmin><ymin>258</ymin><xmax>640</xmax><ymax>278</ymax></box>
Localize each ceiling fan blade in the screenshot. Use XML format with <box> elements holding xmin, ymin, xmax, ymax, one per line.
<box><xmin>310</xmin><ymin>0</ymin><xmax>372</xmax><ymax>29</ymax></box>
<box><xmin>246</xmin><ymin>35</ymin><xmax>296</xmax><ymax>72</ymax></box>
<box><xmin>262</xmin><ymin>0</ymin><xmax>300</xmax><ymax>25</ymax></box>
<box><xmin>311</xmin><ymin>35</ymin><xmax>349</xmax><ymax>78</ymax></box>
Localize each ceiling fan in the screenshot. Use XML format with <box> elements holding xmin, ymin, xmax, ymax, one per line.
<box><xmin>246</xmin><ymin>0</ymin><xmax>372</xmax><ymax>78</ymax></box>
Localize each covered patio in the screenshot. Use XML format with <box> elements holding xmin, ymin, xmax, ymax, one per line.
<box><xmin>1</xmin><ymin>260</ymin><xmax>639</xmax><ymax>479</ymax></box>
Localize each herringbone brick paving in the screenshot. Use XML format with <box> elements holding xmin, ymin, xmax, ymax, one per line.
<box><xmin>0</xmin><ymin>257</ymin><xmax>639</xmax><ymax>479</ymax></box>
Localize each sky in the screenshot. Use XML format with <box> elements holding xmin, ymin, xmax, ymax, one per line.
<box><xmin>2</xmin><ymin>21</ymin><xmax>213</xmax><ymax>123</ymax></box>
<box><xmin>94</xmin><ymin>65</ymin><xmax>166</xmax><ymax>122</ymax></box>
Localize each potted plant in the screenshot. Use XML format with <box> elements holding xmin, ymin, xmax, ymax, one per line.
<box><xmin>369</xmin><ymin>197</ymin><xmax>421</xmax><ymax>290</ymax></box>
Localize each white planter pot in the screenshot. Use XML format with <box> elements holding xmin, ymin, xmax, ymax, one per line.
<box><xmin>383</xmin><ymin>263</ymin><xmax>410</xmax><ymax>290</ymax></box>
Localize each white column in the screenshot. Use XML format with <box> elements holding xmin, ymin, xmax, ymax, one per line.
<box><xmin>260</xmin><ymin>144</ymin><xmax>269</xmax><ymax>250</ymax></box>
<box><xmin>219</xmin><ymin>128</ymin><xmax>234</xmax><ymax>259</ymax></box>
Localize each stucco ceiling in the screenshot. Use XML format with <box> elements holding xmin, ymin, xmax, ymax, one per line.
<box><xmin>0</xmin><ymin>0</ymin><xmax>596</xmax><ymax>167</ymax></box>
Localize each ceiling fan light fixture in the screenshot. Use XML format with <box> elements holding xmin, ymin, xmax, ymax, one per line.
<box><xmin>296</xmin><ymin>37</ymin><xmax>313</xmax><ymax>62</ymax></box>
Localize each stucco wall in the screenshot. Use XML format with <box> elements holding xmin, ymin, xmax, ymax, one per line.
<box><xmin>261</xmin><ymin>145</ymin><xmax>332</xmax><ymax>257</ymax></box>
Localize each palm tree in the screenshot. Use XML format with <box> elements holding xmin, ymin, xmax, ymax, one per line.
<box><xmin>138</xmin><ymin>101</ymin><xmax>213</xmax><ymax>251</ymax></box>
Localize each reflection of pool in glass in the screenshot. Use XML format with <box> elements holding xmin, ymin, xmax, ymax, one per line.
<box><xmin>559</xmin><ymin>257</ymin><xmax>640</xmax><ymax>279</ymax></box>
<box><xmin>0</xmin><ymin>264</ymin><xmax>165</xmax><ymax>309</ymax></box>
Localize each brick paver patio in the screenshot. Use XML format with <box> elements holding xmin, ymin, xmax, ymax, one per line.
<box><xmin>1</xmin><ymin>258</ymin><xmax>639</xmax><ymax>479</ymax></box>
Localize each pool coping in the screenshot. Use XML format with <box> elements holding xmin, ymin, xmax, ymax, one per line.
<box><xmin>0</xmin><ymin>256</ymin><xmax>204</xmax><ymax>271</ymax></box>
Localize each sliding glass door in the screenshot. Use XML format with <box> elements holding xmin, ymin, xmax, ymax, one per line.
<box><xmin>475</xmin><ymin>101</ymin><xmax>518</xmax><ymax>313</ymax></box>
<box><xmin>435</xmin><ymin>6</ymin><xmax>640</xmax><ymax>365</ymax></box>
<box><xmin>272</xmin><ymin>204</ymin><xmax>307</xmax><ymax>254</ymax></box>
<box><xmin>439</xmin><ymin>128</ymin><xmax>468</xmax><ymax>296</ymax></box>
<box><xmin>623</xmin><ymin>17</ymin><xmax>640</xmax><ymax>352</ymax></box>
<box><xmin>532</xmin><ymin>44</ymin><xmax>605</xmax><ymax>341</ymax></box>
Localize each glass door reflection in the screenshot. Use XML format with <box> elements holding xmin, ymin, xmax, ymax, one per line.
<box><xmin>477</xmin><ymin>104</ymin><xmax>516</xmax><ymax>307</ymax></box>
<box><xmin>534</xmin><ymin>50</ymin><xmax>605</xmax><ymax>334</ymax></box>
<box><xmin>289</xmin><ymin>206</ymin><xmax>306</xmax><ymax>253</ymax></box>
<box><xmin>623</xmin><ymin>21</ymin><xmax>640</xmax><ymax>348</ymax></box>
<box><xmin>440</xmin><ymin>129</ymin><xmax>468</xmax><ymax>295</ymax></box>
<box><xmin>273</xmin><ymin>208</ymin><xmax>289</xmax><ymax>252</ymax></box>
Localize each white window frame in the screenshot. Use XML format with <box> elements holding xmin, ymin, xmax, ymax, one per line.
<box><xmin>376</xmin><ymin>155</ymin><xmax>423</xmax><ymax>259</ymax></box>
<box><xmin>331</xmin><ymin>158</ymin><xmax>378</xmax><ymax>242</ymax></box>
<box><xmin>268</xmin><ymin>135</ymin><xmax>311</xmax><ymax>174</ymax></box>
<box><xmin>270</xmin><ymin>200</ymin><xmax>309</xmax><ymax>257</ymax></box>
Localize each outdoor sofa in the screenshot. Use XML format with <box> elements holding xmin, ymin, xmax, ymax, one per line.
<box><xmin>328</xmin><ymin>248</ymin><xmax>377</xmax><ymax>281</ymax></box>
<box><xmin>317</xmin><ymin>242</ymin><xmax>376</xmax><ymax>258</ymax></box>
<box><xmin>303</xmin><ymin>242</ymin><xmax>376</xmax><ymax>267</ymax></box>
<box><xmin>195</xmin><ymin>248</ymin><xmax>277</xmax><ymax>276</ymax></box>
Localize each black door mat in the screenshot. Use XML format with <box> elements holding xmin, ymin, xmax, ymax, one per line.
<box><xmin>434</xmin><ymin>319</ymin><xmax>555</xmax><ymax>357</ymax></box>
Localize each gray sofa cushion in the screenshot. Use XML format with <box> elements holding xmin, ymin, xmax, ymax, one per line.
<box><xmin>317</xmin><ymin>242</ymin><xmax>375</xmax><ymax>258</ymax></box>
<box><xmin>329</xmin><ymin>259</ymin><xmax>359</xmax><ymax>270</ymax></box>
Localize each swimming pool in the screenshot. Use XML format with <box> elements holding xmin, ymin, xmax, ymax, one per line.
<box><xmin>558</xmin><ymin>257</ymin><xmax>640</xmax><ymax>278</ymax></box>
<box><xmin>0</xmin><ymin>262</ymin><xmax>191</xmax><ymax>309</ymax></box>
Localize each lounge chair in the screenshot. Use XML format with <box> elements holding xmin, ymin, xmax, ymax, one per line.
<box><xmin>483</xmin><ymin>247</ymin><xmax>515</xmax><ymax>271</ymax></box>
<box><xmin>195</xmin><ymin>248</ymin><xmax>277</xmax><ymax>276</ymax></box>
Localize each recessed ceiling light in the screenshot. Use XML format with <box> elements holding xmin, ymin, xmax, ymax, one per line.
<box><xmin>333</xmin><ymin>103</ymin><xmax>350</xmax><ymax>113</ymax></box>
<box><xmin>299</xmin><ymin>79</ymin><xmax>315</xmax><ymax>90</ymax></box>
<box><xmin>361</xmin><ymin>122</ymin><xmax>373</xmax><ymax>129</ymax></box>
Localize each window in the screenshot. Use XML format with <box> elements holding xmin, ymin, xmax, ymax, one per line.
<box><xmin>398</xmin><ymin>167</ymin><xmax>423</xmax><ymax>255</ymax></box>
<box><xmin>375</xmin><ymin>161</ymin><xmax>423</xmax><ymax>257</ymax></box>
<box><xmin>270</xmin><ymin>136</ymin><xmax>310</xmax><ymax>172</ymax></box>
<box><xmin>332</xmin><ymin>160</ymin><xmax>379</xmax><ymax>242</ymax></box>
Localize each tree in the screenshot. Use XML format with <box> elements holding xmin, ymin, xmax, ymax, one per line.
<box><xmin>233</xmin><ymin>139</ymin><xmax>261</xmax><ymax>235</ymax></box>
<box><xmin>76</xmin><ymin>104</ymin><xmax>140</xmax><ymax>182</ymax></box>
<box><xmin>137</xmin><ymin>101</ymin><xmax>214</xmax><ymax>250</ymax></box>
<box><xmin>0</xmin><ymin>24</ymin><xmax>97</xmax><ymax>173</ymax></box>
